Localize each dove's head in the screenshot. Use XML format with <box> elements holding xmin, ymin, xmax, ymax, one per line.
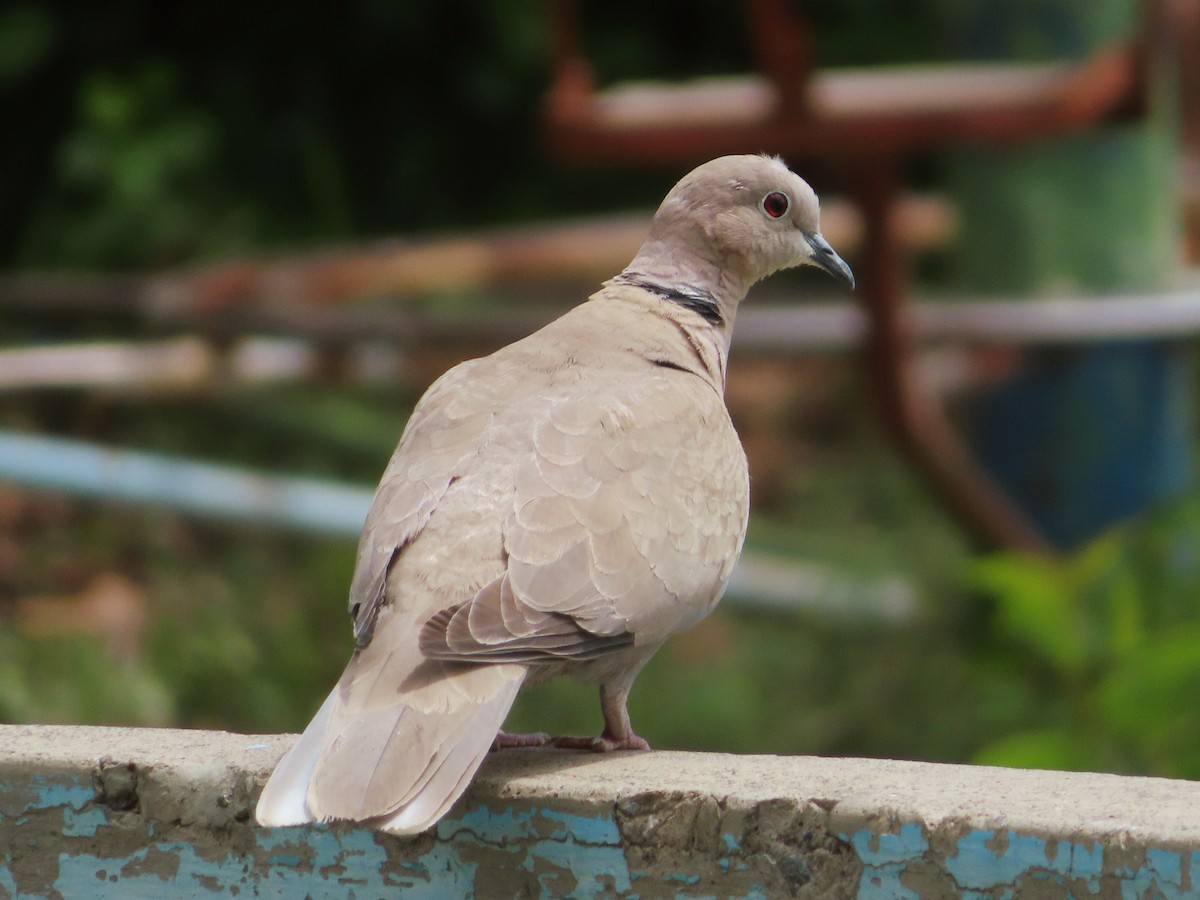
<box><xmin>648</xmin><ymin>155</ymin><xmax>854</xmax><ymax>292</ymax></box>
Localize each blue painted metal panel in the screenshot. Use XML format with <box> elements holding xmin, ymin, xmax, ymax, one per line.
<box><xmin>972</xmin><ymin>341</ymin><xmax>1194</xmax><ymax>548</ymax></box>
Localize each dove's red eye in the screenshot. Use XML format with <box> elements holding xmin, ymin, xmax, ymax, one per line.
<box><xmin>761</xmin><ymin>191</ymin><xmax>790</xmax><ymax>218</ymax></box>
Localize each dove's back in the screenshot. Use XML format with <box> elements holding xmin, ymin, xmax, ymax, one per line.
<box><xmin>256</xmin><ymin>283</ymin><xmax>750</xmax><ymax>834</ymax></box>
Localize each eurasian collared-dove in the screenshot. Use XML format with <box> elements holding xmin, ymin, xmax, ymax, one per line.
<box><xmin>255</xmin><ymin>154</ymin><xmax>854</xmax><ymax>835</ymax></box>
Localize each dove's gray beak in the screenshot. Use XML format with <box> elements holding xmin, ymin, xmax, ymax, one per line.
<box><xmin>806</xmin><ymin>233</ymin><xmax>855</xmax><ymax>290</ymax></box>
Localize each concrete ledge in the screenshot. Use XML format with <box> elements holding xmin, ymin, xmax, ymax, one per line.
<box><xmin>0</xmin><ymin>725</ymin><xmax>1197</xmax><ymax>898</ymax></box>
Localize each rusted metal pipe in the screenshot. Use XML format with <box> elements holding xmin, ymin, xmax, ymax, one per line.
<box><xmin>852</xmin><ymin>161</ymin><xmax>1055</xmax><ymax>555</ymax></box>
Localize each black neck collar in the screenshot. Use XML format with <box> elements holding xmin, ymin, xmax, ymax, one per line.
<box><xmin>616</xmin><ymin>275</ymin><xmax>724</xmax><ymax>327</ymax></box>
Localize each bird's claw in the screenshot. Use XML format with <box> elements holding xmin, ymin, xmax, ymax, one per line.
<box><xmin>491</xmin><ymin>730</ymin><xmax>651</xmax><ymax>753</ymax></box>
<box><xmin>551</xmin><ymin>733</ymin><xmax>651</xmax><ymax>753</ymax></box>
<box><xmin>491</xmin><ymin>731</ymin><xmax>552</xmax><ymax>750</ymax></box>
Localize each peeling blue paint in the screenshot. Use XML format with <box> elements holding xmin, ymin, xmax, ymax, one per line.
<box><xmin>255</xmin><ymin>828</ymin><xmax>478</xmax><ymax>898</ymax></box>
<box><xmin>1116</xmin><ymin>848</ymin><xmax>1198</xmax><ymax>900</ymax></box>
<box><xmin>846</xmin><ymin>822</ymin><xmax>927</xmax><ymax>900</ymax></box>
<box><xmin>542</xmin><ymin>807</ymin><xmax>623</xmax><ymax>846</ymax></box>
<box><xmin>439</xmin><ymin>803</ymin><xmax>538</xmax><ymax>844</ymax></box>
<box><xmin>842</xmin><ymin>822</ymin><xmax>1196</xmax><ymax>899</ymax></box>
<box><xmin>437</xmin><ymin>804</ymin><xmax>632</xmax><ymax>898</ymax></box>
<box><xmin>18</xmin><ymin>776</ymin><xmax>95</xmax><ymax>812</ymax></box>
<box><xmin>857</xmin><ymin>869</ymin><xmax>921</xmax><ymax>900</ymax></box>
<box><xmin>437</xmin><ymin>803</ymin><xmax>622</xmax><ymax>849</ymax></box>
<box><xmin>849</xmin><ymin>822</ymin><xmax>930</xmax><ymax>866</ymax></box>
<box><xmin>61</xmin><ymin>803</ymin><xmax>108</xmax><ymax>838</ymax></box>
<box><xmin>1065</xmin><ymin>838</ymin><xmax>1105</xmax><ymax>884</ymax></box>
<box><xmin>525</xmin><ymin>833</ymin><xmax>633</xmax><ymax>897</ymax></box>
<box><xmin>946</xmin><ymin>828</ymin><xmax>1109</xmax><ymax>893</ymax></box>
<box><xmin>2</xmin><ymin>769</ymin><xmax>1198</xmax><ymax>898</ymax></box>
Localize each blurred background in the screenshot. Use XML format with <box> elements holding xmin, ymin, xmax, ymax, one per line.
<box><xmin>2</xmin><ymin>0</ymin><xmax>1200</xmax><ymax>779</ymax></box>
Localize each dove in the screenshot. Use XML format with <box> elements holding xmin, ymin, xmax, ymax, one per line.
<box><xmin>255</xmin><ymin>154</ymin><xmax>854</xmax><ymax>835</ymax></box>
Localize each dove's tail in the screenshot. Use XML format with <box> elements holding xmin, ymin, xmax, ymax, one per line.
<box><xmin>254</xmin><ymin>688</ymin><xmax>339</xmax><ymax>829</ymax></box>
<box><xmin>255</xmin><ymin>665</ymin><xmax>525</xmax><ymax>835</ymax></box>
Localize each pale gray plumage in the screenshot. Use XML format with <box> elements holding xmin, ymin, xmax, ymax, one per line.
<box><xmin>255</xmin><ymin>154</ymin><xmax>854</xmax><ymax>835</ymax></box>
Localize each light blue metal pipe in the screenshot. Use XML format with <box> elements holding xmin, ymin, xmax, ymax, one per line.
<box><xmin>0</xmin><ymin>431</ymin><xmax>373</xmax><ymax>537</ymax></box>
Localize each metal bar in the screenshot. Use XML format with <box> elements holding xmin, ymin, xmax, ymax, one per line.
<box><xmin>0</xmin><ymin>197</ymin><xmax>953</xmax><ymax>321</ymax></box>
<box><xmin>544</xmin><ymin>47</ymin><xmax>1143</xmax><ymax>165</ymax></box>
<box><xmin>0</xmin><ymin>337</ymin><xmax>406</xmax><ymax>392</ymax></box>
<box><xmin>1</xmin><ymin>275</ymin><xmax>1197</xmax><ymax>399</ymax></box>
<box><xmin>4</xmin><ymin>286</ymin><xmax>1200</xmax><ymax>393</ymax></box>
<box><xmin>852</xmin><ymin>160</ymin><xmax>1054</xmax><ymax>555</ymax></box>
<box><xmin>740</xmin><ymin>281</ymin><xmax>1200</xmax><ymax>349</ymax></box>
<box><xmin>0</xmin><ymin>432</ymin><xmax>373</xmax><ymax>537</ymax></box>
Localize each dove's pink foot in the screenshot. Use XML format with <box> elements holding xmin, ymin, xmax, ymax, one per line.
<box><xmin>492</xmin><ymin>683</ymin><xmax>651</xmax><ymax>753</ymax></box>
<box><xmin>491</xmin><ymin>731</ymin><xmax>552</xmax><ymax>750</ymax></box>
<box><xmin>550</xmin><ymin>682</ymin><xmax>651</xmax><ymax>752</ymax></box>
<box><xmin>552</xmin><ymin>732</ymin><xmax>651</xmax><ymax>752</ymax></box>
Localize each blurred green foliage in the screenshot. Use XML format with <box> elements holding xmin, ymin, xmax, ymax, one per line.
<box><xmin>968</xmin><ymin>499</ymin><xmax>1200</xmax><ymax>778</ymax></box>
<box><xmin>21</xmin><ymin>64</ymin><xmax>261</xmax><ymax>267</ymax></box>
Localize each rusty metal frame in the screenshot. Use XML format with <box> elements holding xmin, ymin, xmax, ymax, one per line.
<box><xmin>539</xmin><ymin>0</ymin><xmax>1176</xmax><ymax>553</ymax></box>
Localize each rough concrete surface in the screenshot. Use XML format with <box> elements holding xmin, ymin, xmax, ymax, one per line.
<box><xmin>0</xmin><ymin>724</ymin><xmax>1197</xmax><ymax>898</ymax></box>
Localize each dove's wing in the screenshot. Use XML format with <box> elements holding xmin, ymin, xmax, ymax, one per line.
<box><xmin>418</xmin><ymin>366</ymin><xmax>749</xmax><ymax>666</ymax></box>
<box><xmin>347</xmin><ymin>358</ymin><xmax>495</xmax><ymax>645</ymax></box>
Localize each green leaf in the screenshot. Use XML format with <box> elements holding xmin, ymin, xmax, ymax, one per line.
<box><xmin>968</xmin><ymin>553</ymin><xmax>1087</xmax><ymax>674</ymax></box>
<box><xmin>0</xmin><ymin>5</ymin><xmax>54</xmax><ymax>83</ymax></box>
<box><xmin>1097</xmin><ymin>627</ymin><xmax>1200</xmax><ymax>747</ymax></box>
